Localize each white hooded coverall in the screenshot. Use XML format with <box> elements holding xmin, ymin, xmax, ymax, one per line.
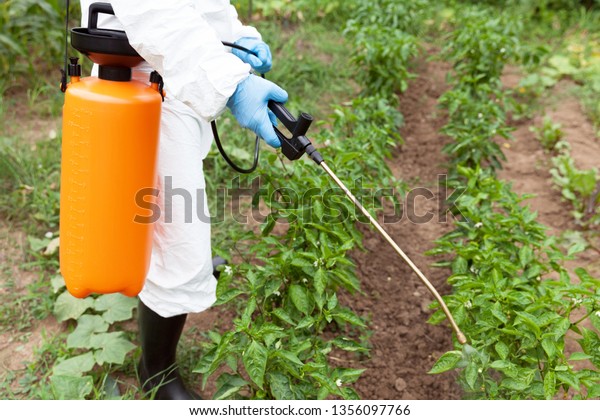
<box><xmin>79</xmin><ymin>0</ymin><xmax>260</xmax><ymax>317</ymax></box>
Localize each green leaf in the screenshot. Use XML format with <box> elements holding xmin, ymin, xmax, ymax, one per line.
<box><xmin>200</xmin><ymin>332</ymin><xmax>235</xmax><ymax>387</ymax></box>
<box><xmin>591</xmin><ymin>312</ymin><xmax>600</xmax><ymax>334</ymax></box>
<box><xmin>567</xmin><ymin>241</ymin><xmax>587</xmax><ymax>257</ymax></box>
<box><xmin>311</xmin><ymin>372</ymin><xmax>341</xmax><ymax>396</ymax></box>
<box><xmin>465</xmin><ymin>363</ymin><xmax>478</xmax><ymax>390</ymax></box>
<box><xmin>541</xmin><ymin>338</ymin><xmax>557</xmax><ymax>359</ymax></box>
<box><xmin>544</xmin><ymin>371</ymin><xmax>556</xmax><ymax>400</ymax></box>
<box><xmin>317</xmin><ymin>386</ymin><xmax>330</xmax><ymax>400</ymax></box>
<box><xmin>587</xmin><ymin>384</ymin><xmax>600</xmax><ymax>399</ymax></box>
<box><xmin>327</xmin><ymin>293</ymin><xmax>338</xmax><ymax>310</ymax></box>
<box><xmin>53</xmin><ymin>291</ymin><xmax>94</xmax><ymax>323</ymax></box>
<box><xmin>50</xmin><ymin>375</ymin><xmax>94</xmax><ymax>400</ymax></box>
<box><xmin>52</xmin><ymin>353</ymin><xmax>96</xmax><ymax>376</ymax></box>
<box><xmin>291</xmin><ymin>258</ymin><xmax>313</xmax><ymax>268</ymax></box>
<box><xmin>66</xmin><ymin>315</ymin><xmax>109</xmax><ymax>349</ymax></box>
<box><xmin>500</xmin><ymin>378</ymin><xmax>528</xmax><ymax>391</ymax></box>
<box><xmin>28</xmin><ymin>236</ymin><xmax>50</xmax><ymax>252</ymax></box>
<box><xmin>94</xmin><ymin>294</ymin><xmax>137</xmax><ymax>323</ymax></box>
<box><xmin>289</xmin><ymin>284</ymin><xmax>311</xmax><ymax>315</ymax></box>
<box><xmin>495</xmin><ymin>341</ymin><xmax>509</xmax><ymax>360</ymax></box>
<box><xmin>274</xmin><ymin>350</ymin><xmax>304</xmax><ymax>366</ymax></box>
<box><xmin>516</xmin><ymin>312</ymin><xmax>542</xmax><ymax>338</ymax></box>
<box><xmin>215</xmin><ymin>289</ymin><xmax>245</xmax><ymax>306</ymax></box>
<box><xmin>269</xmin><ymin>372</ymin><xmax>295</xmax><ymax>400</ymax></box>
<box><xmin>331</xmin><ymin>338</ymin><xmax>368</xmax><ymax>353</ymax></box>
<box><xmin>519</xmin><ymin>245</ymin><xmax>533</xmax><ymax>267</ymax></box>
<box><xmin>336</xmin><ymin>368</ymin><xmax>366</xmax><ymax>384</ymax></box>
<box><xmin>91</xmin><ymin>332</ymin><xmax>136</xmax><ymax>365</ymax></box>
<box><xmin>491</xmin><ymin>302</ymin><xmax>508</xmax><ymax>324</ymax></box>
<box><xmin>213</xmin><ymin>374</ymin><xmax>248</xmax><ymax>400</ymax></box>
<box><xmin>241</xmin><ymin>296</ymin><xmax>257</xmax><ymax>328</ymax></box>
<box><xmin>314</xmin><ymin>268</ymin><xmax>327</xmax><ymax>297</ymax></box>
<box><xmin>243</xmin><ymin>341</ymin><xmax>268</xmax><ymax>390</ymax></box>
<box><xmin>452</xmin><ymin>256</ymin><xmax>468</xmax><ymax>274</ymax></box>
<box><xmin>429</xmin><ymin>351</ymin><xmax>462</xmax><ymax>374</ymax></box>
<box><xmin>264</xmin><ymin>278</ymin><xmax>282</xmax><ymax>298</ymax></box>
<box><xmin>51</xmin><ymin>274</ymin><xmax>66</xmax><ymax>293</ymax></box>
<box><xmin>556</xmin><ymin>371</ymin><xmax>580</xmax><ymax>390</ymax></box>
<box><xmin>332</xmin><ymin>308</ymin><xmax>366</xmax><ymax>327</ymax></box>
<box><xmin>271</xmin><ymin>308</ymin><xmax>296</xmax><ymax>326</ymax></box>
<box><xmin>295</xmin><ymin>315</ymin><xmax>315</xmax><ymax>330</ymax></box>
<box><xmin>569</xmin><ymin>352</ymin><xmax>593</xmax><ymax>361</ymax></box>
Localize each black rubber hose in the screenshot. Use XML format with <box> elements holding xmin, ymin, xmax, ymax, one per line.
<box><xmin>211</xmin><ymin>41</ymin><xmax>265</xmax><ymax>174</ymax></box>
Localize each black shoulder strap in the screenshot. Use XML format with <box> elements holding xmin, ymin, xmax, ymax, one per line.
<box><xmin>60</xmin><ymin>0</ymin><xmax>71</xmax><ymax>92</ymax></box>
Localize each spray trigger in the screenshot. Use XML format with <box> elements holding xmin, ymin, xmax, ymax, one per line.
<box><xmin>268</xmin><ymin>101</ymin><xmax>323</xmax><ymax>164</ymax></box>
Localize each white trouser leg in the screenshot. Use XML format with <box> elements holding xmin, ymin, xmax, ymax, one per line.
<box><xmin>139</xmin><ymin>96</ymin><xmax>217</xmax><ymax>318</ymax></box>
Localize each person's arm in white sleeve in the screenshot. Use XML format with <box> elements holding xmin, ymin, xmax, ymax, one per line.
<box><xmin>110</xmin><ymin>0</ymin><xmax>251</xmax><ymax>121</ymax></box>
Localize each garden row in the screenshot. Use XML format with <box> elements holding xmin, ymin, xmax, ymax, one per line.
<box><xmin>426</xmin><ymin>6</ymin><xmax>600</xmax><ymax>399</ymax></box>
<box><xmin>192</xmin><ymin>0</ymin><xmax>430</xmax><ymax>400</ymax></box>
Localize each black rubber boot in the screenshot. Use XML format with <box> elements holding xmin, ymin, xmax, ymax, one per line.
<box><xmin>137</xmin><ymin>257</ymin><xmax>227</xmax><ymax>400</ymax></box>
<box><xmin>137</xmin><ymin>300</ymin><xmax>200</xmax><ymax>400</ymax></box>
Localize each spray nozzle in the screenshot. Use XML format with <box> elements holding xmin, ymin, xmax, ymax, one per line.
<box><xmin>268</xmin><ymin>101</ymin><xmax>323</xmax><ymax>164</ymax></box>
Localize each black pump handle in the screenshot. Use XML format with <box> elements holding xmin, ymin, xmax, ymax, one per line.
<box><xmin>268</xmin><ymin>101</ymin><xmax>313</xmax><ymax>137</ymax></box>
<box><xmin>88</xmin><ymin>2</ymin><xmax>115</xmax><ymax>30</ymax></box>
<box><xmin>268</xmin><ymin>101</ymin><xmax>317</xmax><ymax>161</ymax></box>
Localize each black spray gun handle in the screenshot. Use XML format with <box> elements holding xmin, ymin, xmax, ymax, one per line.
<box><xmin>268</xmin><ymin>101</ymin><xmax>323</xmax><ymax>164</ymax></box>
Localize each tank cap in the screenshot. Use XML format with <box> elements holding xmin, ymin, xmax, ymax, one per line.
<box><xmin>99</xmin><ymin>65</ymin><xmax>132</xmax><ymax>82</ymax></box>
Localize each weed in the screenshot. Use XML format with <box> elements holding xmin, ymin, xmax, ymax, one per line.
<box><xmin>551</xmin><ymin>152</ymin><xmax>600</xmax><ymax>227</ymax></box>
<box><xmin>531</xmin><ymin>117</ymin><xmax>565</xmax><ymax>152</ymax></box>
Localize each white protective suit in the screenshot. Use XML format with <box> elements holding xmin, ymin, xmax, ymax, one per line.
<box><xmin>79</xmin><ymin>0</ymin><xmax>260</xmax><ymax>317</ymax></box>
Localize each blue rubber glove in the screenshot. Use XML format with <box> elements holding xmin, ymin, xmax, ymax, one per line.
<box><xmin>231</xmin><ymin>37</ymin><xmax>272</xmax><ymax>74</ymax></box>
<box><xmin>227</xmin><ymin>74</ymin><xmax>288</xmax><ymax>148</ymax></box>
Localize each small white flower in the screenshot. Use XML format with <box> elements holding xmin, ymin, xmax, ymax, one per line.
<box><xmin>478</xmin><ymin>368</ymin><xmax>483</xmax><ymax>373</ymax></box>
<box><xmin>273</xmin><ymin>291</ymin><xmax>281</xmax><ymax>296</ymax></box>
<box><xmin>336</xmin><ymin>379</ymin><xmax>343</xmax><ymax>387</ymax></box>
<box><xmin>478</xmin><ymin>113</ymin><xmax>483</xmax><ymax>119</ymax></box>
<box><xmin>224</xmin><ymin>265</ymin><xmax>233</xmax><ymax>275</ymax></box>
<box><xmin>324</xmin><ymin>139</ymin><xmax>332</xmax><ymax>147</ymax></box>
<box><xmin>48</xmin><ymin>129</ymin><xmax>57</xmax><ymax>140</ymax></box>
<box><xmin>465</xmin><ymin>300</ymin><xmax>473</xmax><ymax>309</ymax></box>
<box><xmin>45</xmin><ymin>231</ymin><xmax>53</xmax><ymax>239</ymax></box>
<box><xmin>474</xmin><ymin>222</ymin><xmax>483</xmax><ymax>229</ymax></box>
<box><xmin>595</xmin><ymin>311</ymin><xmax>600</xmax><ymax>317</ymax></box>
<box><xmin>500</xmin><ymin>48</ymin><xmax>506</xmax><ymax>53</ymax></box>
<box><xmin>302</xmin><ymin>278</ymin><xmax>308</xmax><ymax>284</ymax></box>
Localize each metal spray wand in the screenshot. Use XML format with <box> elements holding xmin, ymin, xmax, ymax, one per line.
<box><xmin>268</xmin><ymin>102</ymin><xmax>468</xmax><ymax>345</ymax></box>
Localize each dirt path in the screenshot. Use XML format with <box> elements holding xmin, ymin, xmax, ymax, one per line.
<box><xmin>500</xmin><ymin>79</ymin><xmax>599</xmax><ymax>271</ymax></box>
<box><xmin>341</xmin><ymin>54</ymin><xmax>463</xmax><ymax>400</ymax></box>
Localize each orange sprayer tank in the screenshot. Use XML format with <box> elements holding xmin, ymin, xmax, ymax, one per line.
<box><xmin>60</xmin><ymin>3</ymin><xmax>163</xmax><ymax>298</ymax></box>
